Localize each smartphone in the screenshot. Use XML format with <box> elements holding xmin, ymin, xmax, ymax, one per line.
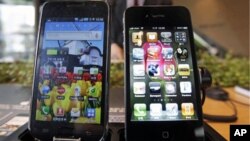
<box><xmin>124</xmin><ymin>6</ymin><xmax>204</xmax><ymax>141</ymax></box>
<box><xmin>29</xmin><ymin>1</ymin><xmax>110</xmax><ymax>140</ymax></box>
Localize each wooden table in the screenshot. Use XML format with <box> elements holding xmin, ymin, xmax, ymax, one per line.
<box><xmin>203</xmin><ymin>88</ymin><xmax>250</xmax><ymax>140</ymax></box>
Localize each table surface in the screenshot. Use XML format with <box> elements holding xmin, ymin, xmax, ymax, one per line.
<box><xmin>203</xmin><ymin>88</ymin><xmax>250</xmax><ymax>140</ymax></box>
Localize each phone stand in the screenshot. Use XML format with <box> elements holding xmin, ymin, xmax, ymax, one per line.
<box><xmin>18</xmin><ymin>129</ymin><xmax>112</xmax><ymax>141</ymax></box>
<box><xmin>53</xmin><ymin>137</ymin><xmax>81</xmax><ymax>141</ymax></box>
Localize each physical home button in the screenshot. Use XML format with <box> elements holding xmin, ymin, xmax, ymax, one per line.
<box><xmin>162</xmin><ymin>131</ymin><xmax>170</xmax><ymax>139</ymax></box>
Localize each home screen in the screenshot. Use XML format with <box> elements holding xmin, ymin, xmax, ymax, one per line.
<box><xmin>129</xmin><ymin>26</ymin><xmax>198</xmax><ymax>121</ymax></box>
<box><xmin>35</xmin><ymin>18</ymin><xmax>105</xmax><ymax>124</ymax></box>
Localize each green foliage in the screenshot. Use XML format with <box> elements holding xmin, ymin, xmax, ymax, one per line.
<box><xmin>0</xmin><ymin>62</ymin><xmax>33</xmax><ymax>86</ymax></box>
<box><xmin>0</xmin><ymin>52</ymin><xmax>249</xmax><ymax>88</ymax></box>
<box><xmin>198</xmin><ymin>52</ymin><xmax>249</xmax><ymax>88</ymax></box>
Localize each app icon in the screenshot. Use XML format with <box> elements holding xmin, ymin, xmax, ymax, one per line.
<box><xmin>47</xmin><ymin>49</ymin><xmax>58</xmax><ymax>55</ymax></box>
<box><xmin>147</xmin><ymin>62</ymin><xmax>160</xmax><ymax>77</ymax></box>
<box><xmin>134</xmin><ymin>104</ymin><xmax>146</xmax><ymax>117</ymax></box>
<box><xmin>147</xmin><ymin>46</ymin><xmax>161</xmax><ymax>59</ymax></box>
<box><xmin>165</xmin><ymin>82</ymin><xmax>176</xmax><ymax>94</ymax></box>
<box><xmin>90</xmin><ymin>68</ymin><xmax>98</xmax><ymax>75</ymax></box>
<box><xmin>133</xmin><ymin>82</ymin><xmax>146</xmax><ymax>94</ymax></box>
<box><xmin>73</xmin><ymin>67</ymin><xmax>83</xmax><ymax>75</ymax></box>
<box><xmin>59</xmin><ymin>67</ymin><xmax>67</xmax><ymax>73</ymax></box>
<box><xmin>71</xmin><ymin>108</ymin><xmax>80</xmax><ymax>118</ymax></box>
<box><xmin>42</xmin><ymin>85</ymin><xmax>50</xmax><ymax>95</ymax></box>
<box><xmin>181</xmin><ymin>103</ymin><xmax>194</xmax><ymax>116</ymax></box>
<box><xmin>149</xmin><ymin>82</ymin><xmax>161</xmax><ymax>94</ymax></box>
<box><xmin>41</xmin><ymin>106</ymin><xmax>50</xmax><ymax>115</ymax></box>
<box><xmin>147</xmin><ymin>32</ymin><xmax>158</xmax><ymax>42</ymax></box>
<box><xmin>56</xmin><ymin>107</ymin><xmax>65</xmax><ymax>117</ymax></box>
<box><xmin>163</xmin><ymin>64</ymin><xmax>175</xmax><ymax>76</ymax></box>
<box><xmin>133</xmin><ymin>48</ymin><xmax>144</xmax><ymax>61</ymax></box>
<box><xmin>74</xmin><ymin>86</ymin><xmax>81</xmax><ymax>97</ymax></box>
<box><xmin>89</xmin><ymin>86</ymin><xmax>97</xmax><ymax>97</ymax></box>
<box><xmin>132</xmin><ymin>31</ymin><xmax>143</xmax><ymax>46</ymax></box>
<box><xmin>150</xmin><ymin>103</ymin><xmax>162</xmax><ymax>116</ymax></box>
<box><xmin>133</xmin><ymin>64</ymin><xmax>145</xmax><ymax>76</ymax></box>
<box><xmin>177</xmin><ymin>47</ymin><xmax>188</xmax><ymax>59</ymax></box>
<box><xmin>175</xmin><ymin>32</ymin><xmax>187</xmax><ymax>43</ymax></box>
<box><xmin>44</xmin><ymin>66</ymin><xmax>53</xmax><ymax>74</ymax></box>
<box><xmin>161</xmin><ymin>32</ymin><xmax>172</xmax><ymax>42</ymax></box>
<box><xmin>162</xmin><ymin>48</ymin><xmax>173</xmax><ymax>59</ymax></box>
<box><xmin>86</xmin><ymin>108</ymin><xmax>95</xmax><ymax>118</ymax></box>
<box><xmin>180</xmin><ymin>81</ymin><xmax>192</xmax><ymax>93</ymax></box>
<box><xmin>166</xmin><ymin>103</ymin><xmax>178</xmax><ymax>116</ymax></box>
<box><xmin>57</xmin><ymin>86</ymin><xmax>65</xmax><ymax>95</ymax></box>
<box><xmin>178</xmin><ymin>64</ymin><xmax>190</xmax><ymax>76</ymax></box>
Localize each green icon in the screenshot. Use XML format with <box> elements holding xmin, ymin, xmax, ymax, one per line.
<box><xmin>134</xmin><ymin>104</ymin><xmax>146</xmax><ymax>117</ymax></box>
<box><xmin>41</xmin><ymin>106</ymin><xmax>50</xmax><ymax>115</ymax></box>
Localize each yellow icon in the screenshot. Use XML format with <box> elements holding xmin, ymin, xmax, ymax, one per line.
<box><xmin>132</xmin><ymin>31</ymin><xmax>143</xmax><ymax>46</ymax></box>
<box><xmin>181</xmin><ymin>103</ymin><xmax>194</xmax><ymax>116</ymax></box>
<box><xmin>178</xmin><ymin>64</ymin><xmax>190</xmax><ymax>76</ymax></box>
<box><xmin>146</xmin><ymin>32</ymin><xmax>158</xmax><ymax>42</ymax></box>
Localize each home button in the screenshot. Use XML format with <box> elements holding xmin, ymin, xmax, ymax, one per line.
<box><xmin>162</xmin><ymin>131</ymin><xmax>170</xmax><ymax>139</ymax></box>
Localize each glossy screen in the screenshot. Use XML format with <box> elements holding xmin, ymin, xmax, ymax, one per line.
<box><xmin>129</xmin><ymin>26</ymin><xmax>198</xmax><ymax>121</ymax></box>
<box><xmin>35</xmin><ymin>18</ymin><xmax>104</xmax><ymax>124</ymax></box>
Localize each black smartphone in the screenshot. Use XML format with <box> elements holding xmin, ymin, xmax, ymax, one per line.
<box><xmin>124</xmin><ymin>6</ymin><xmax>204</xmax><ymax>141</ymax></box>
<box><xmin>29</xmin><ymin>1</ymin><xmax>110</xmax><ymax>140</ymax></box>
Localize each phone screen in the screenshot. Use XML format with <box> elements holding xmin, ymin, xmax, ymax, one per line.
<box><xmin>35</xmin><ymin>17</ymin><xmax>105</xmax><ymax>124</ymax></box>
<box><xmin>129</xmin><ymin>26</ymin><xmax>199</xmax><ymax>122</ymax></box>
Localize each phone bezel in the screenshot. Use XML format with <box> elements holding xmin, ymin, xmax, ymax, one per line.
<box><xmin>124</xmin><ymin>6</ymin><xmax>204</xmax><ymax>140</ymax></box>
<box><xmin>29</xmin><ymin>1</ymin><xmax>110</xmax><ymax>140</ymax></box>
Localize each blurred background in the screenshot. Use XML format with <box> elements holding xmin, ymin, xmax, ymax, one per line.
<box><xmin>0</xmin><ymin>0</ymin><xmax>249</xmax><ymax>140</ymax></box>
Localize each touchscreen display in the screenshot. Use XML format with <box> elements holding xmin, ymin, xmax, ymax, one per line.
<box><xmin>35</xmin><ymin>18</ymin><xmax>104</xmax><ymax>124</ymax></box>
<box><xmin>129</xmin><ymin>26</ymin><xmax>198</xmax><ymax>121</ymax></box>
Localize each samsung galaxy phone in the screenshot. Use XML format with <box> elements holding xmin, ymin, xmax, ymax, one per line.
<box><xmin>29</xmin><ymin>1</ymin><xmax>110</xmax><ymax>140</ymax></box>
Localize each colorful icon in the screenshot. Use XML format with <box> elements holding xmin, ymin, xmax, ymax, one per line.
<box><xmin>134</xmin><ymin>104</ymin><xmax>146</xmax><ymax>117</ymax></box>
<box><xmin>149</xmin><ymin>82</ymin><xmax>161</xmax><ymax>94</ymax></box>
<box><xmin>181</xmin><ymin>103</ymin><xmax>194</xmax><ymax>116</ymax></box>
<box><xmin>178</xmin><ymin>64</ymin><xmax>190</xmax><ymax>76</ymax></box>
<box><xmin>89</xmin><ymin>86</ymin><xmax>97</xmax><ymax>96</ymax></box>
<box><xmin>90</xmin><ymin>68</ymin><xmax>99</xmax><ymax>75</ymax></box>
<box><xmin>71</xmin><ymin>108</ymin><xmax>80</xmax><ymax>117</ymax></box>
<box><xmin>147</xmin><ymin>32</ymin><xmax>158</xmax><ymax>42</ymax></box>
<box><xmin>177</xmin><ymin>47</ymin><xmax>188</xmax><ymax>59</ymax></box>
<box><xmin>161</xmin><ymin>32</ymin><xmax>172</xmax><ymax>42</ymax></box>
<box><xmin>132</xmin><ymin>31</ymin><xmax>143</xmax><ymax>46</ymax></box>
<box><xmin>133</xmin><ymin>82</ymin><xmax>146</xmax><ymax>94</ymax></box>
<box><xmin>133</xmin><ymin>48</ymin><xmax>144</xmax><ymax>61</ymax></box>
<box><xmin>147</xmin><ymin>46</ymin><xmax>161</xmax><ymax>59</ymax></box>
<box><xmin>57</xmin><ymin>86</ymin><xmax>65</xmax><ymax>95</ymax></box>
<box><xmin>162</xmin><ymin>48</ymin><xmax>173</xmax><ymax>59</ymax></box>
<box><xmin>150</xmin><ymin>103</ymin><xmax>162</xmax><ymax>116</ymax></box>
<box><xmin>180</xmin><ymin>81</ymin><xmax>192</xmax><ymax>93</ymax></box>
<box><xmin>164</xmin><ymin>64</ymin><xmax>175</xmax><ymax>76</ymax></box>
<box><xmin>86</xmin><ymin>108</ymin><xmax>95</xmax><ymax>118</ymax></box>
<box><xmin>41</xmin><ymin>106</ymin><xmax>50</xmax><ymax>115</ymax></box>
<box><xmin>165</xmin><ymin>82</ymin><xmax>176</xmax><ymax>94</ymax></box>
<box><xmin>73</xmin><ymin>67</ymin><xmax>83</xmax><ymax>75</ymax></box>
<box><xmin>74</xmin><ymin>86</ymin><xmax>81</xmax><ymax>97</ymax></box>
<box><xmin>147</xmin><ymin>62</ymin><xmax>160</xmax><ymax>77</ymax></box>
<box><xmin>59</xmin><ymin>67</ymin><xmax>67</xmax><ymax>73</ymax></box>
<box><xmin>166</xmin><ymin>103</ymin><xmax>178</xmax><ymax>116</ymax></box>
<box><xmin>133</xmin><ymin>64</ymin><xmax>145</xmax><ymax>76</ymax></box>
<box><xmin>42</xmin><ymin>85</ymin><xmax>50</xmax><ymax>95</ymax></box>
<box><xmin>56</xmin><ymin>107</ymin><xmax>65</xmax><ymax>117</ymax></box>
<box><xmin>175</xmin><ymin>32</ymin><xmax>187</xmax><ymax>43</ymax></box>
